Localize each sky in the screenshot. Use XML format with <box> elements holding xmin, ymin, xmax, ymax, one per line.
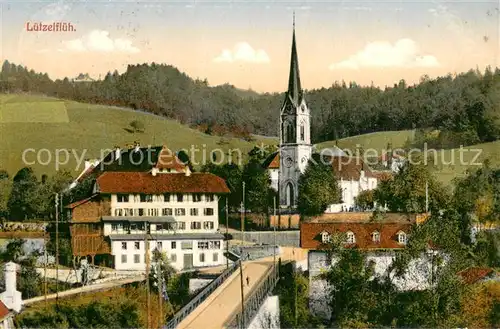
<box><xmin>0</xmin><ymin>0</ymin><xmax>499</xmax><ymax>92</ymax></box>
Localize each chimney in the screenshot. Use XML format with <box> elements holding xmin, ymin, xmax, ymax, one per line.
<box><xmin>185</xmin><ymin>166</ymin><xmax>191</xmax><ymax>177</ymax></box>
<box><xmin>0</xmin><ymin>262</ymin><xmax>22</xmax><ymax>313</ymax></box>
<box><xmin>114</xmin><ymin>145</ymin><xmax>121</xmax><ymax>160</ymax></box>
<box><xmin>134</xmin><ymin>141</ymin><xmax>140</xmax><ymax>152</ymax></box>
<box><xmin>152</xmin><ymin>167</ymin><xmax>158</xmax><ymax>176</ymax></box>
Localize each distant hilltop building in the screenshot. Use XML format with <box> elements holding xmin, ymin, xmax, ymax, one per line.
<box><xmin>72</xmin><ymin>73</ymin><xmax>95</xmax><ymax>83</ymax></box>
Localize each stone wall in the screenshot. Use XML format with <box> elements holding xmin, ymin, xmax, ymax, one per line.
<box><xmin>230</xmin><ymin>231</ymin><xmax>299</xmax><ymax>247</ymax></box>
<box><xmin>248</xmin><ymin>295</ymin><xmax>280</xmax><ymax>329</ymax></box>
<box><xmin>308</xmin><ymin>250</ymin><xmax>435</xmax><ymax>320</ymax></box>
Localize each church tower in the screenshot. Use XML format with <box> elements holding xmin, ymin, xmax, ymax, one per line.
<box><xmin>279</xmin><ymin>13</ymin><xmax>312</xmax><ymax>208</ymax></box>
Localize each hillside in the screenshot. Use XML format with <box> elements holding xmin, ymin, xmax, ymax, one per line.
<box><xmin>0</xmin><ymin>94</ymin><xmax>275</xmax><ymax>176</ymax></box>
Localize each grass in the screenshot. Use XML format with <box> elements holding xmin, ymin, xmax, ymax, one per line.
<box><xmin>0</xmin><ymin>94</ymin><xmax>276</xmax><ymax>177</ymax></box>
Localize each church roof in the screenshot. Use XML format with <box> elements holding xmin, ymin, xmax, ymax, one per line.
<box><xmin>263</xmin><ymin>152</ymin><xmax>280</xmax><ymax>169</ymax></box>
<box><xmin>287</xmin><ymin>15</ymin><xmax>302</xmax><ymax>107</ymax></box>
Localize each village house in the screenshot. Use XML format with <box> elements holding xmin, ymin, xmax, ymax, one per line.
<box><xmin>66</xmin><ymin>145</ymin><xmax>230</xmax><ymax>271</ymax></box>
<box><xmin>300</xmin><ymin>212</ymin><xmax>432</xmax><ymax>320</ymax></box>
<box><xmin>0</xmin><ymin>262</ymin><xmax>21</xmax><ymax>329</ymax></box>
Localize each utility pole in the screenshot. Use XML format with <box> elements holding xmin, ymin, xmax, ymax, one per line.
<box><xmin>239</xmin><ymin>258</ymin><xmax>245</xmax><ymax>329</ymax></box>
<box><xmin>273</xmin><ymin>196</ymin><xmax>277</xmax><ymax>268</ymax></box>
<box><xmin>158</xmin><ymin>259</ymin><xmax>163</xmax><ymax>329</ymax></box>
<box><xmin>226</xmin><ymin>197</ymin><xmax>229</xmax><ymax>269</ymax></box>
<box><xmin>145</xmin><ymin>223</ymin><xmax>151</xmax><ymax>329</ymax></box>
<box><xmin>44</xmin><ymin>247</ymin><xmax>47</xmax><ymax>306</ymax></box>
<box><xmin>55</xmin><ymin>193</ymin><xmax>59</xmax><ymax>305</ymax></box>
<box><xmin>241</xmin><ymin>181</ymin><xmax>245</xmax><ymax>245</ymax></box>
<box><xmin>425</xmin><ymin>180</ymin><xmax>429</xmax><ymax>213</ymax></box>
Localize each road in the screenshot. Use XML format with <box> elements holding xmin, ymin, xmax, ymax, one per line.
<box><xmin>23</xmin><ymin>275</ymin><xmax>145</xmax><ymax>306</ymax></box>
<box><xmin>176</xmin><ymin>247</ymin><xmax>308</xmax><ymax>329</ymax></box>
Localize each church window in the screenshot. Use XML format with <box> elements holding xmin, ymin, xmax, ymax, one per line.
<box><xmin>286</xmin><ymin>182</ymin><xmax>294</xmax><ymax>206</ymax></box>
<box><xmin>300</xmin><ymin>123</ymin><xmax>305</xmax><ymax>141</ymax></box>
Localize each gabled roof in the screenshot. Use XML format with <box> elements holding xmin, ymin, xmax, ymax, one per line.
<box><xmin>155</xmin><ymin>147</ymin><xmax>187</xmax><ymax>171</ymax></box>
<box><xmin>65</xmin><ymin>194</ymin><xmax>99</xmax><ymax>209</ymax></box>
<box><xmin>96</xmin><ymin>172</ymin><xmax>230</xmax><ymax>194</ymax></box>
<box><xmin>458</xmin><ymin>267</ymin><xmax>495</xmax><ymax>284</ymax></box>
<box><xmin>0</xmin><ymin>301</ymin><xmax>10</xmax><ymax>319</ymax></box>
<box><xmin>263</xmin><ymin>152</ymin><xmax>280</xmax><ymax>169</ymax></box>
<box><xmin>99</xmin><ymin>146</ymin><xmax>164</xmax><ymax>172</ymax></box>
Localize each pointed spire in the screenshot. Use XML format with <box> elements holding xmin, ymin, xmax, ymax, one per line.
<box><xmin>287</xmin><ymin>12</ymin><xmax>302</xmax><ymax>106</ymax></box>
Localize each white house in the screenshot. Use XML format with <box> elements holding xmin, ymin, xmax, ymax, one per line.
<box><xmin>66</xmin><ymin>145</ymin><xmax>230</xmax><ymax>272</ymax></box>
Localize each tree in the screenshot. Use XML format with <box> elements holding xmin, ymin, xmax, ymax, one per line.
<box><xmin>241</xmin><ymin>156</ymin><xmax>272</xmax><ymax>213</ymax></box>
<box><xmin>373</xmin><ymin>162</ymin><xmax>450</xmax><ymax>213</ymax></box>
<box><xmin>354</xmin><ymin>190</ymin><xmax>374</xmax><ymax>210</ymax></box>
<box><xmin>202</xmin><ymin>162</ymin><xmax>242</xmax><ymax>211</ymax></box>
<box><xmin>7</xmin><ymin>167</ymin><xmax>40</xmax><ymax>220</ymax></box>
<box><xmin>298</xmin><ymin>155</ymin><xmax>341</xmax><ymax>216</ymax></box>
<box><xmin>129</xmin><ymin>119</ymin><xmax>145</xmax><ymax>133</ymax></box>
<box><xmin>0</xmin><ymin>177</ymin><xmax>12</xmax><ymax>220</ymax></box>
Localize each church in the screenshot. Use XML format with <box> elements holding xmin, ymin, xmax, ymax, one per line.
<box><xmin>264</xmin><ymin>17</ymin><xmax>380</xmax><ymax>213</ymax></box>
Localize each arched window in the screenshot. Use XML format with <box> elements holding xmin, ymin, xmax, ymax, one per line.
<box><xmin>397</xmin><ymin>231</ymin><xmax>407</xmax><ymax>245</ymax></box>
<box><xmin>286</xmin><ymin>182</ymin><xmax>294</xmax><ymax>206</ymax></box>
<box><xmin>346</xmin><ymin>231</ymin><xmax>356</xmax><ymax>244</ymax></box>
<box><xmin>286</xmin><ymin>121</ymin><xmax>294</xmax><ymax>143</ymax></box>
<box><xmin>300</xmin><ymin>122</ymin><xmax>305</xmax><ymax>141</ymax></box>
<box><xmin>372</xmin><ymin>231</ymin><xmax>380</xmax><ymax>243</ymax></box>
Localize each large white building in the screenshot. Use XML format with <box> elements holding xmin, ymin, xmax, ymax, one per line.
<box><xmin>263</xmin><ymin>18</ymin><xmax>380</xmax><ymax>213</ymax></box>
<box><xmin>67</xmin><ymin>145</ymin><xmax>230</xmax><ymax>271</ymax></box>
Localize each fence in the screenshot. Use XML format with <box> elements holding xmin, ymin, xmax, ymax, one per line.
<box><xmin>231</xmin><ymin>231</ymin><xmax>300</xmax><ymax>247</ymax></box>
<box><xmin>231</xmin><ymin>245</ymin><xmax>280</xmax><ymax>261</ymax></box>
<box><xmin>224</xmin><ymin>264</ymin><xmax>279</xmax><ymax>329</ymax></box>
<box><xmin>164</xmin><ymin>262</ymin><xmax>240</xmax><ymax>329</ymax></box>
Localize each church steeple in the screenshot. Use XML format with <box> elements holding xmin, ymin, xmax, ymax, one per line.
<box><xmin>287</xmin><ymin>11</ymin><xmax>302</xmax><ymax>106</ymax></box>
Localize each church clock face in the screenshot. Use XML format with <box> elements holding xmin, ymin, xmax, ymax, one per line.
<box><xmin>284</xmin><ymin>156</ymin><xmax>294</xmax><ymax>168</ymax></box>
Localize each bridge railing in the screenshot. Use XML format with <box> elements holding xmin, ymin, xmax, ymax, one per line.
<box><xmin>164</xmin><ymin>262</ymin><xmax>240</xmax><ymax>329</ymax></box>
<box><xmin>224</xmin><ymin>263</ymin><xmax>279</xmax><ymax>329</ymax></box>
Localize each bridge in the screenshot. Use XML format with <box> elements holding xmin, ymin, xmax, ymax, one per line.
<box><xmin>165</xmin><ymin>247</ymin><xmax>307</xmax><ymax>329</ymax></box>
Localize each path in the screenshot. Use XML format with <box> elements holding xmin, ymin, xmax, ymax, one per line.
<box><xmin>176</xmin><ymin>247</ymin><xmax>308</xmax><ymax>329</ymax></box>
<box><xmin>23</xmin><ymin>275</ymin><xmax>145</xmax><ymax>306</ymax></box>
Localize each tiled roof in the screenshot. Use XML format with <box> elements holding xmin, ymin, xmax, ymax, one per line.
<box><xmin>300</xmin><ymin>221</ymin><xmax>413</xmax><ymax>250</ymax></box>
<box><xmin>155</xmin><ymin>147</ymin><xmax>187</xmax><ymax>171</ymax></box>
<box><xmin>65</xmin><ymin>194</ymin><xmax>99</xmax><ymax>209</ymax></box>
<box><xmin>108</xmin><ymin>233</ymin><xmax>225</xmax><ymax>241</ymax></box>
<box><xmin>306</xmin><ymin>212</ymin><xmax>423</xmax><ymax>223</ymax></box>
<box><xmin>372</xmin><ymin>171</ymin><xmax>393</xmax><ymax>181</ymax></box>
<box><xmin>263</xmin><ymin>153</ymin><xmax>378</xmax><ymax>180</ymax></box>
<box><xmin>101</xmin><ymin>216</ymin><xmax>176</xmax><ymax>223</ymax></box>
<box><xmin>96</xmin><ymin>172</ymin><xmax>230</xmax><ymax>194</ymax></box>
<box><xmin>458</xmin><ymin>267</ymin><xmax>495</xmax><ymax>284</ymax></box>
<box><xmin>0</xmin><ymin>301</ymin><xmax>10</xmax><ymax>319</ymax></box>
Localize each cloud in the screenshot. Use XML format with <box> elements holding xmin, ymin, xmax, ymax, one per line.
<box><xmin>214</xmin><ymin>42</ymin><xmax>270</xmax><ymax>63</ymax></box>
<box><xmin>61</xmin><ymin>30</ymin><xmax>140</xmax><ymax>53</ymax></box>
<box><xmin>44</xmin><ymin>2</ymin><xmax>71</xmax><ymax>17</ymax></box>
<box><xmin>329</xmin><ymin>39</ymin><xmax>440</xmax><ymax>70</ymax></box>
<box><xmin>341</xmin><ymin>6</ymin><xmax>372</xmax><ymax>11</ymax></box>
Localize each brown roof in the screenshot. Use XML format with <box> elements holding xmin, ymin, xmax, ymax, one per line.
<box><xmin>300</xmin><ymin>221</ymin><xmax>413</xmax><ymax>250</ymax></box>
<box><xmin>65</xmin><ymin>194</ymin><xmax>98</xmax><ymax>209</ymax></box>
<box><xmin>305</xmin><ymin>212</ymin><xmax>424</xmax><ymax>223</ymax></box>
<box><xmin>329</xmin><ymin>156</ymin><xmax>377</xmax><ymax>180</ymax></box>
<box><xmin>458</xmin><ymin>267</ymin><xmax>495</xmax><ymax>284</ymax></box>
<box><xmin>155</xmin><ymin>146</ymin><xmax>187</xmax><ymax>171</ymax></box>
<box><xmin>0</xmin><ymin>301</ymin><xmax>10</xmax><ymax>319</ymax></box>
<box><xmin>96</xmin><ymin>172</ymin><xmax>230</xmax><ymax>194</ymax></box>
<box><xmin>372</xmin><ymin>171</ymin><xmax>393</xmax><ymax>181</ymax></box>
<box><xmin>263</xmin><ymin>152</ymin><xmax>280</xmax><ymax>169</ymax></box>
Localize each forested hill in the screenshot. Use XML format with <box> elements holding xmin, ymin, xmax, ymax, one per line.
<box><xmin>1</xmin><ymin>60</ymin><xmax>499</xmax><ymax>147</ymax></box>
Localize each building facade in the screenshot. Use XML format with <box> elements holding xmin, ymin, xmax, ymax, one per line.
<box><xmin>67</xmin><ymin>145</ymin><xmax>230</xmax><ymax>271</ymax></box>
<box><xmin>300</xmin><ymin>212</ymin><xmax>432</xmax><ymax>320</ymax></box>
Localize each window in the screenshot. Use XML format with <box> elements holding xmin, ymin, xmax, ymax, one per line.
<box><xmin>198</xmin><ymin>241</ymin><xmax>209</xmax><ymax>249</ymax></box>
<box><xmin>213</xmin><ymin>241</ymin><xmax>221</xmax><ymax>249</ymax></box>
<box><xmin>162</xmin><ymin>208</ymin><xmax>173</xmax><ymax>216</ymax></box>
<box><xmin>117</xmin><ymin>194</ymin><xmax>129</xmax><ymax>202</ymax></box>
<box><xmin>300</xmin><ymin>123</ymin><xmax>305</xmax><ymax>141</ymax></box>
<box><xmin>163</xmin><ymin>193</ymin><xmax>171</xmax><ymax>202</ymax></box>
<box><xmin>175</xmin><ymin>208</ymin><xmax>186</xmax><ymax>216</ymax></box>
<box><xmin>190</xmin><ymin>208</ymin><xmax>199</xmax><ymax>216</ymax></box>
<box><xmin>199</xmin><ymin>253</ymin><xmax>205</xmax><ymax>262</ymax></box>
<box><xmin>134</xmin><ymin>242</ymin><xmax>140</xmax><ymax>250</ymax></box>
<box><xmin>171</xmin><ymin>254</ymin><xmax>177</xmax><ymax>262</ymax></box>
<box><xmin>140</xmin><ymin>194</ymin><xmax>152</xmax><ymax>202</ymax></box>
<box><xmin>134</xmin><ymin>254</ymin><xmax>140</xmax><ymax>263</ymax></box>
<box><xmin>147</xmin><ymin>208</ymin><xmax>159</xmax><ymax>216</ymax></box>
<box><xmin>213</xmin><ymin>253</ymin><xmax>219</xmax><ymax>262</ymax></box>
<box><xmin>111</xmin><ymin>224</ymin><xmax>119</xmax><ymax>232</ymax></box>
<box><xmin>131</xmin><ymin>223</ymin><xmax>138</xmax><ymax>231</ymax></box>
<box><xmin>203</xmin><ymin>221</ymin><xmax>214</xmax><ymax>230</ymax></box>
<box><xmin>346</xmin><ymin>231</ymin><xmax>356</xmax><ymax>244</ymax></box>
<box><xmin>372</xmin><ymin>231</ymin><xmax>380</xmax><ymax>243</ymax></box>
<box><xmin>138</xmin><ymin>208</ymin><xmax>145</xmax><ymax>216</ymax></box>
<box><xmin>181</xmin><ymin>241</ymin><xmax>193</xmax><ymax>250</ymax></box>
<box><xmin>156</xmin><ymin>224</ymin><xmax>163</xmax><ymax>231</ymax></box>
<box><xmin>121</xmin><ymin>255</ymin><xmax>127</xmax><ymax>263</ymax></box>
<box><xmin>114</xmin><ymin>208</ymin><xmax>123</xmax><ymax>216</ymax></box>
<box><xmin>204</xmin><ymin>208</ymin><xmax>214</xmax><ymax>216</ymax></box>
<box><xmin>191</xmin><ymin>221</ymin><xmax>201</xmax><ymax>230</ymax></box>
<box><xmin>398</xmin><ymin>232</ymin><xmax>407</xmax><ymax>245</ymax></box>
<box><xmin>171</xmin><ymin>241</ymin><xmax>176</xmax><ymax>249</ymax></box>
<box><xmin>321</xmin><ymin>232</ymin><xmax>331</xmax><ymax>244</ymax></box>
<box><xmin>177</xmin><ymin>194</ymin><xmax>184</xmax><ymax>202</ymax></box>
<box><xmin>193</xmin><ymin>194</ymin><xmax>202</xmax><ymax>202</ymax></box>
<box><xmin>205</xmin><ymin>194</ymin><xmax>214</xmax><ymax>202</ymax></box>
<box><xmin>177</xmin><ymin>222</ymin><xmax>186</xmax><ymax>230</ymax></box>
<box><xmin>157</xmin><ymin>241</ymin><xmax>163</xmax><ymax>250</ymax></box>
<box><xmin>124</xmin><ymin>208</ymin><xmax>134</xmax><ymax>216</ymax></box>
<box><xmin>121</xmin><ymin>242</ymin><xmax>127</xmax><ymax>250</ymax></box>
